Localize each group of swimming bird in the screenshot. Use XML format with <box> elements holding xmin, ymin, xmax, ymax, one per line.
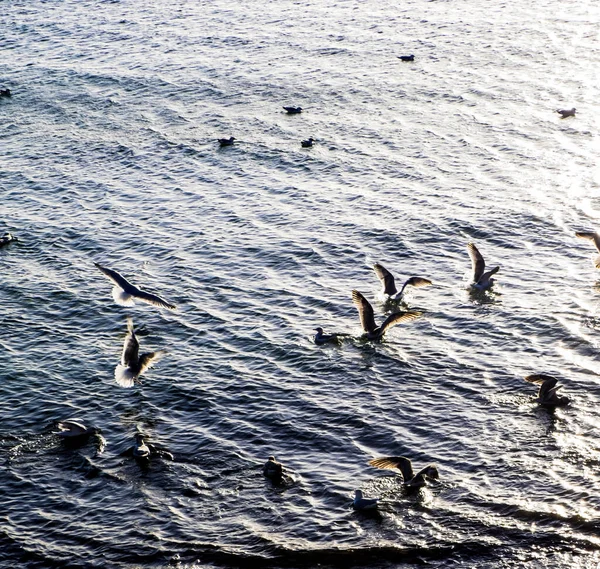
<box><xmin>2</xmin><ymin>225</ymin><xmax>595</xmax><ymax>504</ymax></box>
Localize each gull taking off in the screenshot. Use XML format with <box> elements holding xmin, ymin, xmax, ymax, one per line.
<box><xmin>369</xmin><ymin>456</ymin><xmax>439</xmax><ymax>491</ymax></box>
<box><xmin>95</xmin><ymin>262</ymin><xmax>176</xmax><ymax>310</ymax></box>
<box><xmin>524</xmin><ymin>374</ymin><xmax>570</xmax><ymax>408</ymax></box>
<box><xmin>467</xmin><ymin>243</ymin><xmax>499</xmax><ymax>290</ymax></box>
<box><xmin>352</xmin><ymin>290</ymin><xmax>421</xmax><ymax>341</ymax></box>
<box><xmin>575</xmin><ymin>231</ymin><xmax>600</xmax><ymax>269</ymax></box>
<box><xmin>373</xmin><ymin>263</ymin><xmax>432</xmax><ymax>301</ymax></box>
<box><xmin>115</xmin><ymin>319</ymin><xmax>165</xmax><ymax>388</ymax></box>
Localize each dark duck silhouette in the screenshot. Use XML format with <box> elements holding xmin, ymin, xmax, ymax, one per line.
<box><xmin>0</xmin><ymin>232</ymin><xmax>18</xmax><ymax>247</ymax></box>
<box><xmin>373</xmin><ymin>263</ymin><xmax>432</xmax><ymax>302</ymax></box>
<box><xmin>313</xmin><ymin>327</ymin><xmax>344</xmax><ymax>345</ymax></box>
<box><xmin>467</xmin><ymin>242</ymin><xmax>499</xmax><ymax>290</ymax></box>
<box><xmin>114</xmin><ymin>318</ymin><xmax>165</xmax><ymax>388</ymax></box>
<box><xmin>524</xmin><ymin>374</ymin><xmax>570</xmax><ymax>408</ymax></box>
<box><xmin>369</xmin><ymin>456</ymin><xmax>439</xmax><ymax>491</ymax></box>
<box><xmin>398</xmin><ymin>55</ymin><xmax>415</xmax><ymax>62</ymax></box>
<box><xmin>301</xmin><ymin>137</ymin><xmax>314</xmax><ymax>148</ymax></box>
<box><xmin>95</xmin><ymin>262</ymin><xmax>176</xmax><ymax>310</ymax></box>
<box><xmin>0</xmin><ymin>88</ymin><xmax>11</xmax><ymax>97</ymax></box>
<box><xmin>283</xmin><ymin>106</ymin><xmax>302</xmax><ymax>114</ymax></box>
<box><xmin>352</xmin><ymin>290</ymin><xmax>421</xmax><ymax>341</ymax></box>
<box><xmin>556</xmin><ymin>108</ymin><xmax>576</xmax><ymax>118</ymax></box>
<box><xmin>218</xmin><ymin>136</ymin><xmax>235</xmax><ymax>147</ymax></box>
<box><xmin>263</xmin><ymin>456</ymin><xmax>284</xmax><ymax>481</ymax></box>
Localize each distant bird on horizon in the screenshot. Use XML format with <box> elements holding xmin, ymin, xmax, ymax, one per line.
<box><xmin>398</xmin><ymin>54</ymin><xmax>415</xmax><ymax>62</ymax></box>
<box><xmin>0</xmin><ymin>88</ymin><xmax>11</xmax><ymax>97</ymax></box>
<box><xmin>369</xmin><ymin>456</ymin><xmax>439</xmax><ymax>491</ymax></box>
<box><xmin>301</xmin><ymin>137</ymin><xmax>314</xmax><ymax>148</ymax></box>
<box><xmin>467</xmin><ymin>242</ymin><xmax>499</xmax><ymax>290</ymax></box>
<box><xmin>373</xmin><ymin>263</ymin><xmax>432</xmax><ymax>302</ymax></box>
<box><xmin>114</xmin><ymin>318</ymin><xmax>165</xmax><ymax>388</ymax></box>
<box><xmin>0</xmin><ymin>232</ymin><xmax>18</xmax><ymax>247</ymax></box>
<box><xmin>94</xmin><ymin>262</ymin><xmax>176</xmax><ymax>310</ymax></box>
<box><xmin>352</xmin><ymin>290</ymin><xmax>421</xmax><ymax>341</ymax></box>
<box><xmin>283</xmin><ymin>106</ymin><xmax>302</xmax><ymax>114</ymax></box>
<box><xmin>575</xmin><ymin>231</ymin><xmax>600</xmax><ymax>268</ymax></box>
<box><xmin>524</xmin><ymin>374</ymin><xmax>570</xmax><ymax>408</ymax></box>
<box><xmin>353</xmin><ymin>489</ymin><xmax>379</xmax><ymax>511</ymax></box>
<box><xmin>218</xmin><ymin>136</ymin><xmax>236</xmax><ymax>147</ymax></box>
<box><xmin>556</xmin><ymin>108</ymin><xmax>576</xmax><ymax>118</ymax></box>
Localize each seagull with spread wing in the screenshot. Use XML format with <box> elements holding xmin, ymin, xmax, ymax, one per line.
<box><xmin>369</xmin><ymin>456</ymin><xmax>439</xmax><ymax>491</ymax></box>
<box><xmin>373</xmin><ymin>263</ymin><xmax>432</xmax><ymax>301</ymax></box>
<box><xmin>94</xmin><ymin>262</ymin><xmax>176</xmax><ymax>310</ymax></box>
<box><xmin>467</xmin><ymin>242</ymin><xmax>499</xmax><ymax>290</ymax></box>
<box><xmin>352</xmin><ymin>290</ymin><xmax>421</xmax><ymax>341</ymax></box>
<box><xmin>524</xmin><ymin>374</ymin><xmax>570</xmax><ymax>408</ymax></box>
<box><xmin>575</xmin><ymin>231</ymin><xmax>600</xmax><ymax>269</ymax></box>
<box><xmin>114</xmin><ymin>318</ymin><xmax>165</xmax><ymax>388</ymax></box>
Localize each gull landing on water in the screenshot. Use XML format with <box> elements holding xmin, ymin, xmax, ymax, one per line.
<box><xmin>115</xmin><ymin>319</ymin><xmax>165</xmax><ymax>388</ymax></box>
<box><xmin>369</xmin><ymin>456</ymin><xmax>439</xmax><ymax>491</ymax></box>
<box><xmin>524</xmin><ymin>374</ymin><xmax>570</xmax><ymax>408</ymax></box>
<box><xmin>352</xmin><ymin>290</ymin><xmax>421</xmax><ymax>341</ymax></box>
<box><xmin>467</xmin><ymin>242</ymin><xmax>499</xmax><ymax>290</ymax></box>
<box><xmin>94</xmin><ymin>262</ymin><xmax>176</xmax><ymax>310</ymax></box>
<box><xmin>575</xmin><ymin>231</ymin><xmax>600</xmax><ymax>269</ymax></box>
<box><xmin>373</xmin><ymin>263</ymin><xmax>432</xmax><ymax>301</ymax></box>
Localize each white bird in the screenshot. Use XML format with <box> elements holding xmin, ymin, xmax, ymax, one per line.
<box><xmin>263</xmin><ymin>456</ymin><xmax>284</xmax><ymax>480</ymax></box>
<box><xmin>352</xmin><ymin>290</ymin><xmax>421</xmax><ymax>341</ymax></box>
<box><xmin>467</xmin><ymin>242</ymin><xmax>499</xmax><ymax>290</ymax></box>
<box><xmin>575</xmin><ymin>231</ymin><xmax>600</xmax><ymax>269</ymax></box>
<box><xmin>353</xmin><ymin>489</ymin><xmax>379</xmax><ymax>510</ymax></box>
<box><xmin>54</xmin><ymin>419</ymin><xmax>98</xmax><ymax>438</ymax></box>
<box><xmin>114</xmin><ymin>319</ymin><xmax>165</xmax><ymax>388</ymax></box>
<box><xmin>524</xmin><ymin>374</ymin><xmax>570</xmax><ymax>408</ymax></box>
<box><xmin>373</xmin><ymin>263</ymin><xmax>432</xmax><ymax>301</ymax></box>
<box><xmin>94</xmin><ymin>262</ymin><xmax>176</xmax><ymax>310</ymax></box>
<box><xmin>369</xmin><ymin>456</ymin><xmax>439</xmax><ymax>491</ymax></box>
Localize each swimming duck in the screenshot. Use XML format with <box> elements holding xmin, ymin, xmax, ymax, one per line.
<box><xmin>0</xmin><ymin>89</ymin><xmax>10</xmax><ymax>97</ymax></box>
<box><xmin>575</xmin><ymin>231</ymin><xmax>600</xmax><ymax>268</ymax></box>
<box><xmin>130</xmin><ymin>433</ymin><xmax>174</xmax><ymax>460</ymax></box>
<box><xmin>467</xmin><ymin>242</ymin><xmax>499</xmax><ymax>290</ymax></box>
<box><xmin>115</xmin><ymin>318</ymin><xmax>165</xmax><ymax>388</ymax></box>
<box><xmin>556</xmin><ymin>108</ymin><xmax>576</xmax><ymax>118</ymax></box>
<box><xmin>313</xmin><ymin>327</ymin><xmax>344</xmax><ymax>345</ymax></box>
<box><xmin>373</xmin><ymin>263</ymin><xmax>432</xmax><ymax>301</ymax></box>
<box><xmin>369</xmin><ymin>456</ymin><xmax>439</xmax><ymax>491</ymax></box>
<box><xmin>353</xmin><ymin>489</ymin><xmax>379</xmax><ymax>510</ymax></box>
<box><xmin>218</xmin><ymin>136</ymin><xmax>235</xmax><ymax>147</ymax></box>
<box><xmin>301</xmin><ymin>137</ymin><xmax>314</xmax><ymax>148</ymax></box>
<box><xmin>283</xmin><ymin>106</ymin><xmax>302</xmax><ymax>114</ymax></box>
<box><xmin>352</xmin><ymin>290</ymin><xmax>421</xmax><ymax>341</ymax></box>
<box><xmin>0</xmin><ymin>232</ymin><xmax>18</xmax><ymax>247</ymax></box>
<box><xmin>54</xmin><ymin>419</ymin><xmax>98</xmax><ymax>438</ymax></box>
<box><xmin>398</xmin><ymin>55</ymin><xmax>415</xmax><ymax>62</ymax></box>
<box><xmin>524</xmin><ymin>374</ymin><xmax>570</xmax><ymax>408</ymax></box>
<box><xmin>94</xmin><ymin>262</ymin><xmax>176</xmax><ymax>310</ymax></box>
<box><xmin>263</xmin><ymin>456</ymin><xmax>284</xmax><ymax>480</ymax></box>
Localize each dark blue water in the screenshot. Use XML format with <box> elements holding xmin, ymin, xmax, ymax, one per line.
<box><xmin>2</xmin><ymin>0</ymin><xmax>600</xmax><ymax>567</ymax></box>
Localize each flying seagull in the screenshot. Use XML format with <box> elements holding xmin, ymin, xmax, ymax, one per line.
<box><xmin>575</xmin><ymin>231</ymin><xmax>600</xmax><ymax>268</ymax></box>
<box><xmin>373</xmin><ymin>263</ymin><xmax>432</xmax><ymax>301</ymax></box>
<box><xmin>524</xmin><ymin>374</ymin><xmax>570</xmax><ymax>407</ymax></box>
<box><xmin>352</xmin><ymin>290</ymin><xmax>421</xmax><ymax>341</ymax></box>
<box><xmin>94</xmin><ymin>262</ymin><xmax>176</xmax><ymax>310</ymax></box>
<box><xmin>467</xmin><ymin>242</ymin><xmax>499</xmax><ymax>290</ymax></box>
<box><xmin>369</xmin><ymin>456</ymin><xmax>439</xmax><ymax>491</ymax></box>
<box><xmin>114</xmin><ymin>318</ymin><xmax>165</xmax><ymax>388</ymax></box>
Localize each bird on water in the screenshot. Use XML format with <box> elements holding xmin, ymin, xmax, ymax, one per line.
<box><xmin>0</xmin><ymin>88</ymin><xmax>10</xmax><ymax>97</ymax></box>
<box><xmin>556</xmin><ymin>108</ymin><xmax>576</xmax><ymax>118</ymax></box>
<box><xmin>301</xmin><ymin>137</ymin><xmax>314</xmax><ymax>148</ymax></box>
<box><xmin>575</xmin><ymin>231</ymin><xmax>600</xmax><ymax>268</ymax></box>
<box><xmin>369</xmin><ymin>456</ymin><xmax>439</xmax><ymax>491</ymax></box>
<box><xmin>115</xmin><ymin>318</ymin><xmax>165</xmax><ymax>388</ymax></box>
<box><xmin>313</xmin><ymin>327</ymin><xmax>345</xmax><ymax>345</ymax></box>
<box><xmin>353</xmin><ymin>489</ymin><xmax>379</xmax><ymax>511</ymax></box>
<box><xmin>218</xmin><ymin>136</ymin><xmax>235</xmax><ymax>147</ymax></box>
<box><xmin>94</xmin><ymin>262</ymin><xmax>176</xmax><ymax>310</ymax></box>
<box><xmin>263</xmin><ymin>456</ymin><xmax>284</xmax><ymax>480</ymax></box>
<box><xmin>524</xmin><ymin>374</ymin><xmax>570</xmax><ymax>408</ymax></box>
<box><xmin>352</xmin><ymin>290</ymin><xmax>421</xmax><ymax>341</ymax></box>
<box><xmin>467</xmin><ymin>242</ymin><xmax>499</xmax><ymax>290</ymax></box>
<box><xmin>0</xmin><ymin>232</ymin><xmax>18</xmax><ymax>247</ymax></box>
<box><xmin>398</xmin><ymin>55</ymin><xmax>415</xmax><ymax>62</ymax></box>
<box><xmin>373</xmin><ymin>263</ymin><xmax>432</xmax><ymax>302</ymax></box>
<box><xmin>54</xmin><ymin>419</ymin><xmax>99</xmax><ymax>439</ymax></box>
<box><xmin>283</xmin><ymin>106</ymin><xmax>302</xmax><ymax>114</ymax></box>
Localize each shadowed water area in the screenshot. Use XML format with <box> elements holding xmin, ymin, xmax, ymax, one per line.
<box><xmin>1</xmin><ymin>0</ymin><xmax>600</xmax><ymax>567</ymax></box>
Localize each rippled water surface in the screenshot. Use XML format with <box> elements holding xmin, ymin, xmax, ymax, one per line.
<box><xmin>2</xmin><ymin>0</ymin><xmax>600</xmax><ymax>567</ymax></box>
